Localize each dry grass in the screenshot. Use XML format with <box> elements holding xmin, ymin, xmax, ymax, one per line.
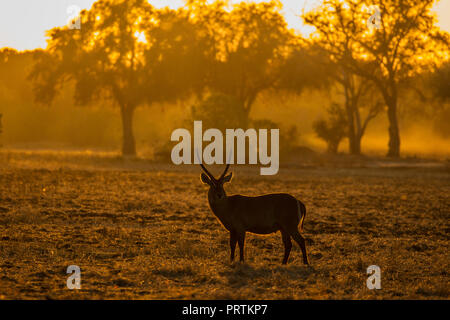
<box><xmin>0</xmin><ymin>150</ymin><xmax>448</xmax><ymax>299</ymax></box>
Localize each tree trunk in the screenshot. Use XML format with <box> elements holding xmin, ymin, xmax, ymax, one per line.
<box><xmin>120</xmin><ymin>105</ymin><xmax>136</xmax><ymax>157</ymax></box>
<box><xmin>353</xmin><ymin>133</ymin><xmax>362</xmax><ymax>155</ymax></box>
<box><xmin>243</xmin><ymin>96</ymin><xmax>254</xmax><ymax>128</ymax></box>
<box><xmin>345</xmin><ymin>102</ymin><xmax>360</xmax><ymax>155</ymax></box>
<box><xmin>342</xmin><ymin>81</ymin><xmax>361</xmax><ymax>155</ymax></box>
<box><xmin>351</xmin><ymin>106</ymin><xmax>362</xmax><ymax>155</ymax></box>
<box><xmin>353</xmin><ymin>101</ymin><xmax>363</xmax><ymax>156</ymax></box>
<box><xmin>386</xmin><ymin>97</ymin><xmax>400</xmax><ymax>158</ymax></box>
<box><xmin>243</xmin><ymin>107</ymin><xmax>251</xmax><ymax>128</ymax></box>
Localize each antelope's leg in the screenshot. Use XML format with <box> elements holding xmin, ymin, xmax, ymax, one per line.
<box><xmin>229</xmin><ymin>231</ymin><xmax>237</xmax><ymax>262</ymax></box>
<box><xmin>291</xmin><ymin>230</ymin><xmax>309</xmax><ymax>265</ymax></box>
<box><xmin>281</xmin><ymin>230</ymin><xmax>292</xmax><ymax>265</ymax></box>
<box><xmin>237</xmin><ymin>232</ymin><xmax>246</xmax><ymax>262</ymax></box>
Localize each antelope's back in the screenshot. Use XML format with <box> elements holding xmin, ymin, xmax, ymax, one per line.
<box><xmin>228</xmin><ymin>193</ymin><xmax>300</xmax><ymax>233</ymax></box>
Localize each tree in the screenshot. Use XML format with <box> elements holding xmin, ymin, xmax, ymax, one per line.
<box><xmin>190</xmin><ymin>0</ymin><xmax>292</xmax><ymax>126</ymax></box>
<box><xmin>1</xmin><ymin>49</ymin><xmax>42</xmax><ymax>147</ymax></box>
<box><xmin>30</xmin><ymin>0</ymin><xmax>206</xmax><ymax>156</ymax></box>
<box><xmin>282</xmin><ymin>43</ymin><xmax>381</xmax><ymax>155</ymax></box>
<box><xmin>338</xmin><ymin>70</ymin><xmax>382</xmax><ymax>154</ymax></box>
<box><xmin>304</xmin><ymin>0</ymin><xmax>449</xmax><ymax>157</ymax></box>
<box><xmin>1</xmin><ymin>49</ymin><xmax>38</xmax><ymax>104</ymax></box>
<box><xmin>427</xmin><ymin>60</ymin><xmax>450</xmax><ymax>137</ymax></box>
<box><xmin>277</xmin><ymin>43</ymin><xmax>331</xmax><ymax>93</ymax></box>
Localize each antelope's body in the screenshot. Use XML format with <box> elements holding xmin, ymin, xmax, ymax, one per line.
<box><xmin>199</xmin><ymin>162</ymin><xmax>309</xmax><ymax>265</ymax></box>
<box><xmin>208</xmin><ymin>193</ymin><xmax>305</xmax><ymax>235</ymax></box>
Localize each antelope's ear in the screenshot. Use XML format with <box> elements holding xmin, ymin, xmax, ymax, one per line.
<box><xmin>222</xmin><ymin>173</ymin><xmax>233</xmax><ymax>184</ymax></box>
<box><xmin>200</xmin><ymin>173</ymin><xmax>212</xmax><ymax>185</ymax></box>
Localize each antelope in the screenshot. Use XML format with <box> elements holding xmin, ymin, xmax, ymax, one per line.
<box><xmin>198</xmin><ymin>161</ymin><xmax>309</xmax><ymax>265</ymax></box>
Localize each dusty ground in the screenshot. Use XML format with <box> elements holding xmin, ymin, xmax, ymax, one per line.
<box><xmin>0</xmin><ymin>150</ymin><xmax>448</xmax><ymax>299</ymax></box>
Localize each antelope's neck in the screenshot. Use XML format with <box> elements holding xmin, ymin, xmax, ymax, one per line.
<box><xmin>207</xmin><ymin>193</ymin><xmax>232</xmax><ymax>230</ymax></box>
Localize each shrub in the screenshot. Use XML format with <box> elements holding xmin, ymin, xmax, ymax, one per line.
<box><xmin>313</xmin><ymin>103</ymin><xmax>347</xmax><ymax>154</ymax></box>
<box><xmin>252</xmin><ymin>119</ymin><xmax>299</xmax><ymax>157</ymax></box>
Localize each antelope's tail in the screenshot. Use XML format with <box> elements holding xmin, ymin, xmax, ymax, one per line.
<box><xmin>297</xmin><ymin>200</ymin><xmax>306</xmax><ymax>232</ymax></box>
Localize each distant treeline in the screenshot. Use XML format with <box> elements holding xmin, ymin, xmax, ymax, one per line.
<box><xmin>0</xmin><ymin>0</ymin><xmax>449</xmax><ymax>158</ymax></box>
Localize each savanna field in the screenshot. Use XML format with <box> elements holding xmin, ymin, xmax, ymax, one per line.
<box><xmin>0</xmin><ymin>150</ymin><xmax>448</xmax><ymax>300</ymax></box>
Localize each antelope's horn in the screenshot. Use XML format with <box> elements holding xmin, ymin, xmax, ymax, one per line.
<box><xmin>195</xmin><ymin>148</ymin><xmax>216</xmax><ymax>181</ymax></box>
<box><xmin>219</xmin><ymin>148</ymin><xmax>233</xmax><ymax>180</ymax></box>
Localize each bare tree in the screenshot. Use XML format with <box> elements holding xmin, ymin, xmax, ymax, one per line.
<box><xmin>304</xmin><ymin>0</ymin><xmax>449</xmax><ymax>157</ymax></box>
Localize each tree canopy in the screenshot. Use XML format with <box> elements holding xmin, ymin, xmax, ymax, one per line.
<box><xmin>30</xmin><ymin>0</ymin><xmax>207</xmax><ymax>155</ymax></box>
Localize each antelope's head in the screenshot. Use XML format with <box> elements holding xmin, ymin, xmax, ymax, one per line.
<box><xmin>198</xmin><ymin>152</ymin><xmax>233</xmax><ymax>202</ymax></box>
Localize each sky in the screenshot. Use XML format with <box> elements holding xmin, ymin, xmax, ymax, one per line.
<box><xmin>0</xmin><ymin>0</ymin><xmax>449</xmax><ymax>51</ymax></box>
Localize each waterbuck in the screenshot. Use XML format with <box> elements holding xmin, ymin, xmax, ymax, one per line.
<box><xmin>199</xmin><ymin>162</ymin><xmax>309</xmax><ymax>265</ymax></box>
